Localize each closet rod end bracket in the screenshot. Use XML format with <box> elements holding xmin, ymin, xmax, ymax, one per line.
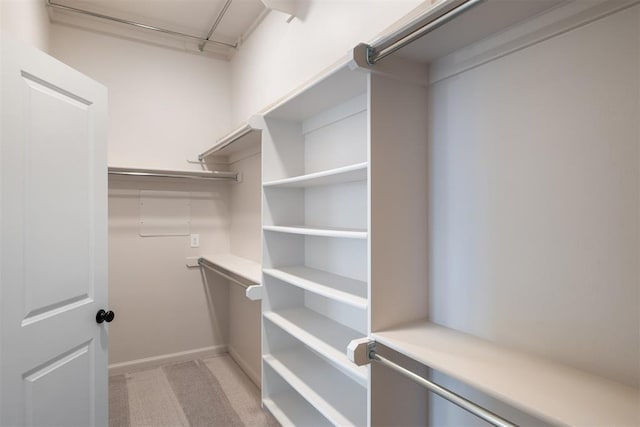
<box><xmin>347</xmin><ymin>337</ymin><xmax>375</xmax><ymax>366</ymax></box>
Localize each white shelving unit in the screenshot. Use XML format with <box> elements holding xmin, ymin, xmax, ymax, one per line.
<box><xmin>258</xmin><ymin>63</ymin><xmax>375</xmax><ymax>426</ymax></box>
<box><xmin>258</xmin><ymin>0</ymin><xmax>639</xmax><ymax>425</ymax></box>
<box><xmin>256</xmin><ymin>49</ymin><xmax>430</xmax><ymax>423</ymax></box>
<box><xmin>361</xmin><ymin>0</ymin><xmax>640</xmax><ymax>426</ymax></box>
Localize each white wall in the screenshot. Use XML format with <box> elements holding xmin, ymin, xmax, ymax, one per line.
<box><xmin>108</xmin><ymin>178</ymin><xmax>231</xmax><ymax>368</ymax></box>
<box><xmin>0</xmin><ymin>0</ymin><xmax>51</xmax><ymax>53</ymax></box>
<box><xmin>427</xmin><ymin>1</ymin><xmax>639</xmax><ymax>388</ymax></box>
<box><xmin>229</xmin><ymin>0</ymin><xmax>426</xmax><ymax>124</ymax></box>
<box><xmin>50</xmin><ymin>23</ymin><xmax>231</xmax><ymax>171</ymax></box>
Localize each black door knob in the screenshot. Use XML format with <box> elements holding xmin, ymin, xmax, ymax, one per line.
<box><xmin>96</xmin><ymin>309</ymin><xmax>115</xmax><ymax>324</ymax></box>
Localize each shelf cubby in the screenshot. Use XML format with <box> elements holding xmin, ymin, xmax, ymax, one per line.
<box><xmin>262</xmin><ymin>364</ymin><xmax>332</xmax><ymax>427</ymax></box>
<box><xmin>262</xmin><ymin>162</ymin><xmax>367</xmax><ymax>188</ymax></box>
<box><xmin>264</xmin><ymin>307</ymin><xmax>367</xmax><ymax>386</ymax></box>
<box><xmin>263</xmin><ymin>266</ymin><xmax>367</xmax><ymax>309</ymax></box>
<box><xmin>263</xmin><ymin>174</ymin><xmax>367</xmax><ymax>232</ymax></box>
<box><xmin>263</xmin><ymin>348</ymin><xmax>367</xmax><ymax>427</ymax></box>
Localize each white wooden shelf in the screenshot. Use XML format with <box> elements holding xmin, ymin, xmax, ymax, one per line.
<box><xmin>263</xmin><ymin>266</ymin><xmax>367</xmax><ymax>309</ymax></box>
<box><xmin>263</xmin><ymin>392</ymin><xmax>331</xmax><ymax>427</ymax></box>
<box><xmin>263</xmin><ymin>225</ymin><xmax>367</xmax><ymax>239</ymax></box>
<box><xmin>198</xmin><ymin>123</ymin><xmax>261</xmax><ymax>163</ymax></box>
<box><xmin>263</xmin><ymin>162</ymin><xmax>367</xmax><ymax>188</ymax></box>
<box><xmin>263</xmin><ymin>61</ymin><xmax>367</xmax><ymax>121</ymax></box>
<box><xmin>386</xmin><ymin>0</ymin><xmax>565</xmax><ymax>64</ymax></box>
<box><xmin>199</xmin><ymin>253</ymin><xmax>262</xmax><ymax>300</ymax></box>
<box><xmin>199</xmin><ymin>253</ymin><xmax>261</xmax><ymax>284</ymax></box>
<box><xmin>264</xmin><ymin>349</ymin><xmax>367</xmax><ymax>427</ymax></box>
<box><xmin>264</xmin><ymin>308</ymin><xmax>367</xmax><ymax>386</ymax></box>
<box><xmin>372</xmin><ymin>321</ymin><xmax>640</xmax><ymax>427</ymax></box>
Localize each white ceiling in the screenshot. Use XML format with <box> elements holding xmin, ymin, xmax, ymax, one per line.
<box><xmin>49</xmin><ymin>0</ymin><xmax>267</xmax><ymax>56</ymax></box>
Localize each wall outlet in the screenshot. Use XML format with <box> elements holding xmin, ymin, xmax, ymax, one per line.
<box><xmin>190</xmin><ymin>234</ymin><xmax>200</xmax><ymax>248</ymax></box>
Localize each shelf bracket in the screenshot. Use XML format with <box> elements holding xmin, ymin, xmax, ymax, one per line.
<box><xmin>347</xmin><ymin>338</ymin><xmax>375</xmax><ymax>366</ymax></box>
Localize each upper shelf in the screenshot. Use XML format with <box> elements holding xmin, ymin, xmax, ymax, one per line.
<box><xmin>262</xmin><ymin>61</ymin><xmax>368</xmax><ymax>122</ymax></box>
<box><xmin>372</xmin><ymin>0</ymin><xmax>565</xmax><ymax>64</ymax></box>
<box><xmin>198</xmin><ymin>123</ymin><xmax>261</xmax><ymax>162</ymax></box>
<box><xmin>371</xmin><ymin>321</ymin><xmax>640</xmax><ymax>427</ymax></box>
<box><xmin>263</xmin><ymin>162</ymin><xmax>368</xmax><ymax>188</ymax></box>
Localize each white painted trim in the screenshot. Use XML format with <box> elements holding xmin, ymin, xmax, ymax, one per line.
<box><xmin>430</xmin><ymin>0</ymin><xmax>640</xmax><ymax>84</ymax></box>
<box><xmin>228</xmin><ymin>346</ymin><xmax>261</xmax><ymax>389</ymax></box>
<box><xmin>108</xmin><ymin>344</ymin><xmax>228</xmax><ymax>376</ymax></box>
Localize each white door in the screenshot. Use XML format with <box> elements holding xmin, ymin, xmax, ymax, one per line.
<box><xmin>0</xmin><ymin>34</ymin><xmax>109</xmax><ymax>426</ymax></box>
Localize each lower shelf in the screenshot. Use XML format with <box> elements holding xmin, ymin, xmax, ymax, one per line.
<box><xmin>263</xmin><ymin>392</ymin><xmax>331</xmax><ymax>427</ymax></box>
<box><xmin>264</xmin><ymin>348</ymin><xmax>367</xmax><ymax>427</ymax></box>
<box><xmin>372</xmin><ymin>321</ymin><xmax>640</xmax><ymax>427</ymax></box>
<box><xmin>264</xmin><ymin>308</ymin><xmax>367</xmax><ymax>385</ymax></box>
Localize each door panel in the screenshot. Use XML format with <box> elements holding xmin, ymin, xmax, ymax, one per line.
<box><xmin>23</xmin><ymin>71</ymin><xmax>95</xmax><ymax>321</ymax></box>
<box><xmin>24</xmin><ymin>342</ymin><xmax>93</xmax><ymax>427</ymax></box>
<box><xmin>1</xmin><ymin>34</ymin><xmax>108</xmax><ymax>426</ymax></box>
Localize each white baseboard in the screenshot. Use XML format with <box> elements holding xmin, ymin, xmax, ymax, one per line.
<box><xmin>109</xmin><ymin>344</ymin><xmax>228</xmax><ymax>376</ymax></box>
<box><xmin>228</xmin><ymin>346</ymin><xmax>261</xmax><ymax>389</ymax></box>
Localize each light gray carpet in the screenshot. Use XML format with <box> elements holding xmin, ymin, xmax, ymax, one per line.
<box><xmin>109</xmin><ymin>354</ymin><xmax>278</xmax><ymax>427</ymax></box>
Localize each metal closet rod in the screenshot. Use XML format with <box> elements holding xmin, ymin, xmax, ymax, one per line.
<box><xmin>366</xmin><ymin>0</ymin><xmax>486</xmax><ymax>64</ymax></box>
<box><xmin>108</xmin><ymin>166</ymin><xmax>238</xmax><ymax>182</ymax></box>
<box><xmin>198</xmin><ymin>258</ymin><xmax>252</xmax><ymax>289</ymax></box>
<box><xmin>368</xmin><ymin>344</ymin><xmax>518</xmax><ymax>427</ymax></box>
<box><xmin>46</xmin><ymin>0</ymin><xmax>237</xmax><ymax>50</ymax></box>
<box><xmin>198</xmin><ymin>123</ymin><xmax>254</xmax><ymax>160</ymax></box>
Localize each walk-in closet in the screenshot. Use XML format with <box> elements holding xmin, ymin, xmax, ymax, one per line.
<box><xmin>1</xmin><ymin>0</ymin><xmax>638</xmax><ymax>426</ymax></box>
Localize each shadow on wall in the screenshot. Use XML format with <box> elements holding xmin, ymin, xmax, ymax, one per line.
<box><xmin>200</xmin><ymin>269</ymin><xmax>232</xmax><ymax>346</ymax></box>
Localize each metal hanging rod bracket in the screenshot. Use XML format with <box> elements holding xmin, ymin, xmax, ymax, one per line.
<box><xmin>365</xmin><ymin>0</ymin><xmax>486</xmax><ymax>65</ymax></box>
<box><xmin>347</xmin><ymin>338</ymin><xmax>519</xmax><ymax>427</ymax></box>
<box><xmin>47</xmin><ymin>0</ymin><xmax>237</xmax><ymax>50</ymax></box>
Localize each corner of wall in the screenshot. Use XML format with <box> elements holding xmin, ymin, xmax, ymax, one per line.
<box><xmin>1</xmin><ymin>0</ymin><xmax>51</xmax><ymax>54</ymax></box>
